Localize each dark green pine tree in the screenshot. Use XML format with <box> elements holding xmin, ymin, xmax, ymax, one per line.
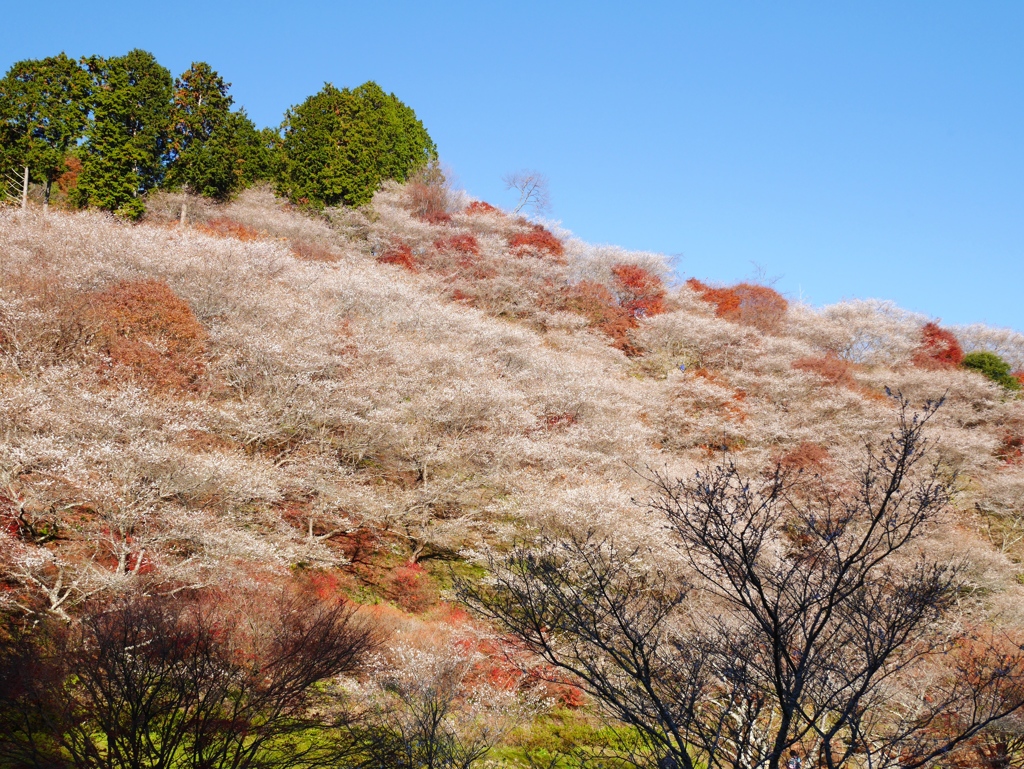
<box><xmin>0</xmin><ymin>53</ymin><xmax>91</xmax><ymax>205</ymax></box>
<box><xmin>278</xmin><ymin>81</ymin><xmax>435</xmax><ymax>207</ymax></box>
<box><xmin>75</xmin><ymin>49</ymin><xmax>172</xmax><ymax>218</ymax></box>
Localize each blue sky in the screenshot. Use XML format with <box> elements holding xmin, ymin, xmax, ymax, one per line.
<box><xmin>5</xmin><ymin>1</ymin><xmax>1023</xmax><ymax>331</ymax></box>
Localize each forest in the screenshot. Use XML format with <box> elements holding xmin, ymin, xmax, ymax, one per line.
<box><xmin>0</xmin><ymin>50</ymin><xmax>435</xmax><ymax>217</ymax></box>
<box><xmin>2</xmin><ymin>50</ymin><xmax>1024</xmax><ymax>769</ymax></box>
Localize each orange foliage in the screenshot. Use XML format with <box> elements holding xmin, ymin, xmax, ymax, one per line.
<box><xmin>90</xmin><ymin>279</ymin><xmax>208</xmax><ymax>392</ymax></box>
<box><xmin>611</xmin><ymin>263</ymin><xmax>666</xmax><ymax>318</ymax></box>
<box><xmin>508</xmin><ymin>225</ymin><xmax>565</xmax><ymax>260</ymax></box>
<box><xmin>56</xmin><ymin>155</ymin><xmax>82</xmax><ymax>195</ymax></box>
<box><xmin>792</xmin><ymin>354</ymin><xmax>856</xmax><ymax>388</ymax></box>
<box><xmin>912</xmin><ymin>322</ymin><xmax>964</xmax><ymax>370</ymax></box>
<box><xmin>561</xmin><ymin>280</ymin><xmax>638</xmax><ymax>355</ymax></box>
<box><xmin>1013</xmin><ymin>370</ymin><xmax>1024</xmax><ymax>388</ymax></box>
<box><xmin>997</xmin><ymin>433</ymin><xmax>1023</xmax><ymax>464</ymax></box>
<box><xmin>433</xmin><ymin>234</ymin><xmax>480</xmax><ymax>256</ymax></box>
<box><xmin>465</xmin><ymin>201</ymin><xmax>499</xmax><ymax>215</ymax></box>
<box><xmin>687</xmin><ymin>278</ymin><xmax>788</xmax><ymax>332</ymax></box>
<box><xmin>290</xmin><ymin>238</ymin><xmax>338</xmax><ymax>263</ymax></box>
<box><xmin>389</xmin><ymin>561</ymin><xmax>437</xmax><ymax>613</ymax></box>
<box><xmin>195</xmin><ymin>217</ymin><xmax>265</xmax><ymax>241</ymax></box>
<box><xmin>377</xmin><ymin>242</ymin><xmax>418</xmax><ymax>272</ymax></box>
<box><xmin>778</xmin><ymin>442</ymin><xmax>831</xmax><ymax>472</ymax></box>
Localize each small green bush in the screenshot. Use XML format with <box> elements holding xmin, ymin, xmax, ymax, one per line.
<box><xmin>962</xmin><ymin>351</ymin><xmax>1022</xmax><ymax>391</ymax></box>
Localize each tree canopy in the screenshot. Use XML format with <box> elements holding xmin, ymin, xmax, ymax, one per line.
<box><xmin>0</xmin><ymin>53</ymin><xmax>91</xmax><ymax>204</ymax></box>
<box><xmin>0</xmin><ymin>51</ymin><xmax>435</xmax><ymax>215</ymax></box>
<box><xmin>73</xmin><ymin>49</ymin><xmax>173</xmax><ymax>218</ymax></box>
<box><xmin>278</xmin><ymin>81</ymin><xmax>436</xmax><ymax>207</ymax></box>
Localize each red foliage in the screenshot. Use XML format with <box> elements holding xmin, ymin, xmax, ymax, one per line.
<box><xmin>611</xmin><ymin>263</ymin><xmax>666</xmax><ymax>318</ymax></box>
<box><xmin>561</xmin><ymin>280</ymin><xmax>638</xmax><ymax>354</ymax></box>
<box><xmin>90</xmin><ymin>280</ymin><xmax>208</xmax><ymax>392</ymax></box>
<box><xmin>56</xmin><ymin>155</ymin><xmax>82</xmax><ymax>195</ymax></box>
<box><xmin>465</xmin><ymin>201</ymin><xmax>499</xmax><ymax>215</ymax></box>
<box><xmin>508</xmin><ymin>225</ymin><xmax>565</xmax><ymax>260</ymax></box>
<box><xmin>912</xmin><ymin>322</ymin><xmax>964</xmax><ymax>370</ymax></box>
<box><xmin>778</xmin><ymin>442</ymin><xmax>831</xmax><ymax>472</ymax></box>
<box><xmin>1015</xmin><ymin>371</ymin><xmax>1024</xmax><ymax>388</ymax></box>
<box><xmin>377</xmin><ymin>243</ymin><xmax>418</xmax><ymax>272</ymax></box>
<box><xmin>542</xmin><ymin>411</ymin><xmax>579</xmax><ymax>429</ymax></box>
<box><xmin>433</xmin><ymin>234</ymin><xmax>480</xmax><ymax>256</ymax></box>
<box><xmin>195</xmin><ymin>217</ymin><xmax>265</xmax><ymax>242</ymax></box>
<box><xmin>997</xmin><ymin>434</ymin><xmax>1023</xmax><ymax>464</ymax></box>
<box><xmin>687</xmin><ymin>278</ymin><xmax>788</xmax><ymax>332</ymax></box>
<box><xmin>389</xmin><ymin>561</ymin><xmax>437</xmax><ymax>613</ymax></box>
<box><xmin>792</xmin><ymin>354</ymin><xmax>856</xmax><ymax>388</ymax></box>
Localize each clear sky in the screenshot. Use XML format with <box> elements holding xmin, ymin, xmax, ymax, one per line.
<box><xmin>4</xmin><ymin>1</ymin><xmax>1023</xmax><ymax>331</ymax></box>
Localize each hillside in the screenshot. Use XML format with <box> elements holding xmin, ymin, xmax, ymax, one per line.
<box><xmin>3</xmin><ymin>183</ymin><xmax>1024</xmax><ymax>763</ymax></box>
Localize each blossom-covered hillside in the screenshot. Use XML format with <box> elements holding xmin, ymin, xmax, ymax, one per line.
<box><xmin>2</xmin><ymin>182</ymin><xmax>1024</xmax><ymax>761</ymax></box>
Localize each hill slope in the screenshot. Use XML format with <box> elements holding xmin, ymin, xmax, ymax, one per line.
<box><xmin>2</xmin><ymin>183</ymin><xmax>1024</xmax><ymax>651</ymax></box>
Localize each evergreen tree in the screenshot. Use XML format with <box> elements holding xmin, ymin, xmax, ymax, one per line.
<box><xmin>165</xmin><ymin>62</ymin><xmax>277</xmax><ymax>199</ymax></box>
<box><xmin>75</xmin><ymin>49</ymin><xmax>172</xmax><ymax>218</ymax></box>
<box><xmin>278</xmin><ymin>81</ymin><xmax>435</xmax><ymax>207</ymax></box>
<box><xmin>0</xmin><ymin>53</ymin><xmax>91</xmax><ymax>205</ymax></box>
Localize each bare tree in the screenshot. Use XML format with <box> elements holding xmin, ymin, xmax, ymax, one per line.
<box><xmin>461</xmin><ymin>396</ymin><xmax>1024</xmax><ymax>769</ymax></box>
<box><xmin>502</xmin><ymin>171</ymin><xmax>550</xmax><ymax>216</ymax></box>
<box><xmin>0</xmin><ymin>590</ymin><xmax>375</xmax><ymax>769</ymax></box>
<box><xmin>352</xmin><ymin>638</ymin><xmax>539</xmax><ymax>769</ymax></box>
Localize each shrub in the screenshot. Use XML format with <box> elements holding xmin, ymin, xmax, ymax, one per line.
<box><xmin>290</xmin><ymin>238</ymin><xmax>338</xmax><ymax>262</ymax></box>
<box><xmin>962</xmin><ymin>351</ymin><xmax>1022</xmax><ymax>391</ymax></box>
<box><xmin>912</xmin><ymin>322</ymin><xmax>964</xmax><ymax>369</ymax></box>
<box><xmin>195</xmin><ymin>216</ymin><xmax>264</xmax><ymax>241</ymax></box>
<box><xmin>561</xmin><ymin>280</ymin><xmax>637</xmax><ymax>354</ymax></box>
<box><xmin>687</xmin><ymin>278</ymin><xmax>788</xmax><ymax>332</ymax></box>
<box><xmin>508</xmin><ymin>225</ymin><xmax>564</xmax><ymax>260</ymax></box>
<box><xmin>89</xmin><ymin>279</ymin><xmax>209</xmax><ymax>392</ymax></box>
<box><xmin>377</xmin><ymin>242</ymin><xmax>418</xmax><ymax>272</ymax></box>
<box><xmin>389</xmin><ymin>561</ymin><xmax>437</xmax><ymax>613</ymax></box>
<box><xmin>792</xmin><ymin>354</ymin><xmax>856</xmax><ymax>388</ymax></box>
<box><xmin>433</xmin><ymin>234</ymin><xmax>480</xmax><ymax>256</ymax></box>
<box><xmin>777</xmin><ymin>442</ymin><xmax>831</xmax><ymax>472</ymax></box>
<box><xmin>465</xmin><ymin>201</ymin><xmax>499</xmax><ymax>215</ymax></box>
<box><xmin>406</xmin><ymin>162</ymin><xmax>454</xmax><ymax>224</ymax></box>
<box><xmin>996</xmin><ymin>434</ymin><xmax>1023</xmax><ymax>464</ymax></box>
<box><xmin>610</xmin><ymin>263</ymin><xmax>666</xmax><ymax>319</ymax></box>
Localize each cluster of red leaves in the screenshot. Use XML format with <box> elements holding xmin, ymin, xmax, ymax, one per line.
<box><xmin>56</xmin><ymin>155</ymin><xmax>82</xmax><ymax>195</ymax></box>
<box><xmin>508</xmin><ymin>225</ymin><xmax>565</xmax><ymax>260</ymax></box>
<box><xmin>777</xmin><ymin>442</ymin><xmax>831</xmax><ymax>472</ymax></box>
<box><xmin>377</xmin><ymin>242</ymin><xmax>418</xmax><ymax>272</ymax></box>
<box><xmin>687</xmin><ymin>278</ymin><xmax>788</xmax><ymax>333</ymax></box>
<box><xmin>912</xmin><ymin>322</ymin><xmax>964</xmax><ymax>370</ymax></box>
<box><xmin>433</xmin><ymin>234</ymin><xmax>480</xmax><ymax>256</ymax></box>
<box><xmin>611</xmin><ymin>263</ymin><xmax>666</xmax><ymax>318</ymax></box>
<box><xmin>290</xmin><ymin>238</ymin><xmax>338</xmax><ymax>263</ymax></box>
<box><xmin>792</xmin><ymin>354</ymin><xmax>857</xmax><ymax>388</ymax></box>
<box><xmin>195</xmin><ymin>217</ymin><xmax>265</xmax><ymax>242</ymax></box>
<box><xmin>560</xmin><ymin>264</ymin><xmax>667</xmax><ymax>355</ymax></box>
<box><xmin>562</xmin><ymin>281</ymin><xmax>639</xmax><ymax>354</ymax></box>
<box><xmin>1013</xmin><ymin>371</ymin><xmax>1024</xmax><ymax>388</ymax></box>
<box><xmin>89</xmin><ymin>279</ymin><xmax>208</xmax><ymax>393</ymax></box>
<box><xmin>997</xmin><ymin>434</ymin><xmax>1023</xmax><ymax>464</ymax></box>
<box><xmin>388</xmin><ymin>561</ymin><xmax>437</xmax><ymax>613</ymax></box>
<box><xmin>465</xmin><ymin>201</ymin><xmax>499</xmax><ymax>215</ymax></box>
<box><xmin>542</xmin><ymin>411</ymin><xmax>579</xmax><ymax>429</ymax></box>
